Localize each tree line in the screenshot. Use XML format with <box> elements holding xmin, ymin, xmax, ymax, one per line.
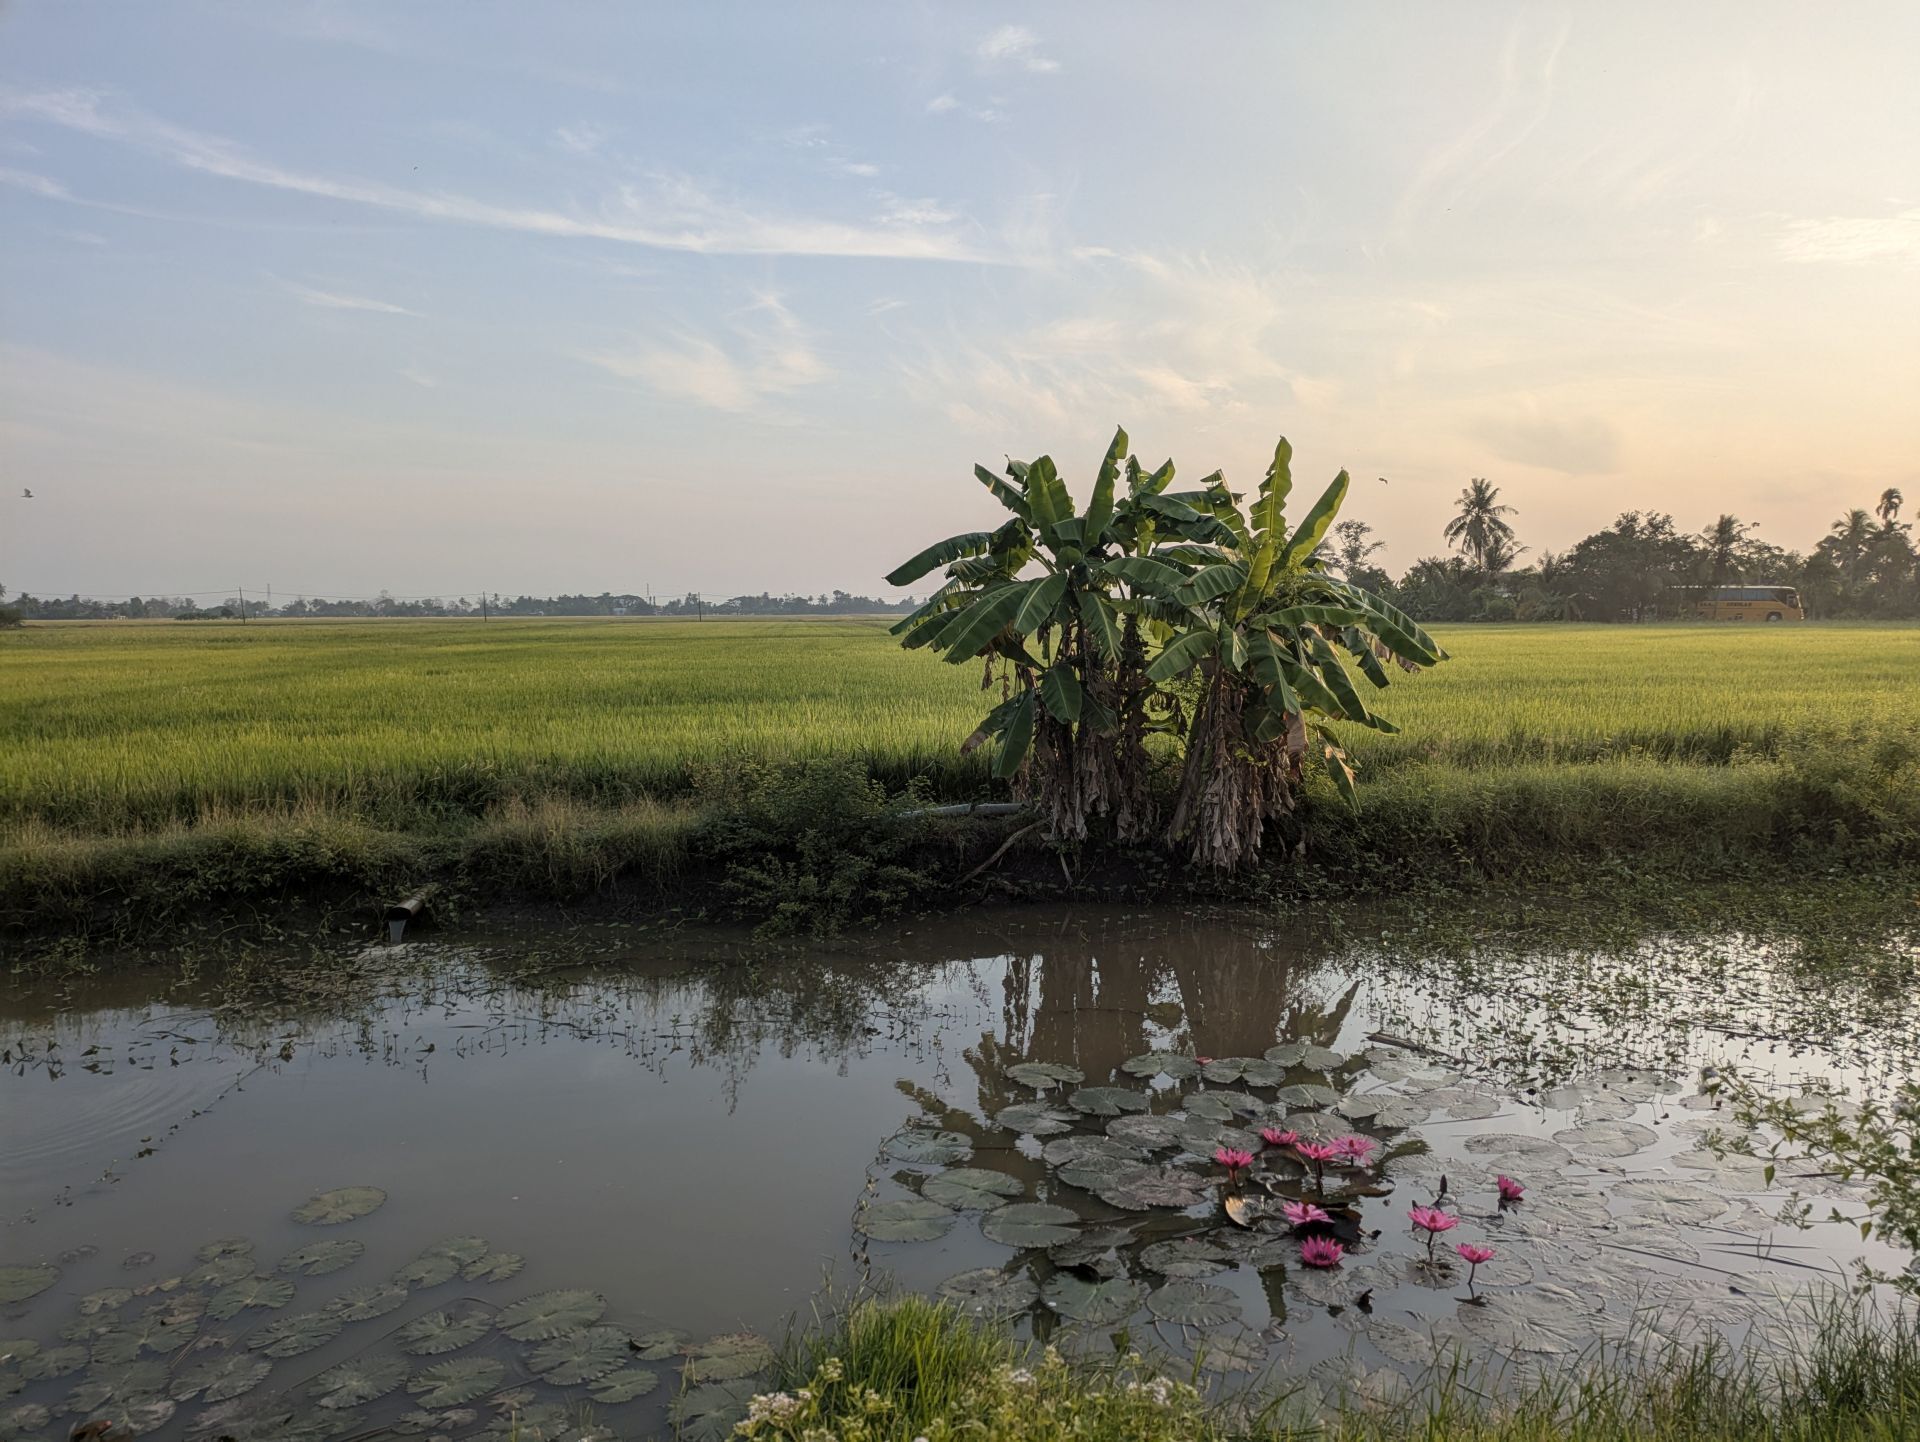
<box><xmin>0</xmin><ymin>588</ymin><xmax>918</xmax><ymax>623</ymax></box>
<box><xmin>1334</xmin><ymin>484</ymin><xmax>1913</xmax><ymax>621</ymax></box>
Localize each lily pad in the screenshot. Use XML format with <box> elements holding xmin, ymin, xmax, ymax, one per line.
<box><xmin>1275</xmin><ymin>1083</ymin><xmax>1342</xmax><ymax>1108</ymax></box>
<box><xmin>1553</xmin><ymin>1120</ymin><xmax>1658</xmax><ymax>1158</ymax></box>
<box><xmin>922</xmin><ymin>1167</ymin><xmax>1024</xmax><ymax>1211</ymax></box>
<box><xmin>982</xmin><ymin>1203</ymin><xmax>1080</xmax><ymax>1248</ymax></box>
<box><xmin>18</xmin><ymin>1344</ymin><xmax>85</xmax><ymax>1381</ymax></box>
<box><xmin>407</xmin><ymin>1357</ymin><xmax>506</xmax><ymax>1408</ymax></box>
<box><xmin>530</xmin><ymin>1326</ymin><xmax>634</xmax><ymax>1385</ymax></box>
<box><xmin>1202</xmin><ymin>1057</ymin><xmax>1284</xmax><ymax>1086</ymax></box>
<box><xmin>462</xmin><ymin>1252</ymin><xmax>526</xmax><ymax>1284</ymax></box>
<box><xmin>1105</xmin><ymin>1114</ymin><xmax>1185</xmax><ymax>1149</ymax></box>
<box><xmin>423</xmin><ymin>1235</ymin><xmax>491</xmax><ymax>1264</ymax></box>
<box><xmin>1182</xmin><ymin>1093</ymin><xmax>1237</xmax><ymax>1122</ymax></box>
<box><xmin>855</xmin><ymin>1198</ymin><xmax>956</xmax><ymax>1243</ymax></box>
<box><xmin>881</xmin><ymin>1130</ymin><xmax>974</xmax><ymax>1166</ymax></box>
<box><xmin>1042</xmin><ymin>1274</ymin><xmax>1145</xmax><ymax>1326</ymax></box>
<box><xmin>65</xmin><ymin>1360</ymin><xmax>166</xmax><ymax>1414</ymax></box>
<box><xmin>1146</xmin><ymin>1280</ymin><xmax>1241</xmax><ymax>1327</ymax></box>
<box><xmin>292</xmin><ymin>1186</ymin><xmax>387</xmax><ymax>1226</ymax></box>
<box><xmin>1140</xmin><ymin>1237</ymin><xmax>1231</xmax><ymax>1279</ymax></box>
<box><xmin>1068</xmin><ymin>1086</ymin><xmax>1147</xmax><ymax>1117</ymax></box>
<box><xmin>1121</xmin><ymin>1052</ymin><xmax>1201</xmax><ymax>1081</ymax></box>
<box><xmin>207</xmin><ymin>1276</ymin><xmax>295</xmax><ymax>1321</ymax></box>
<box><xmin>187</xmin><ymin>1254</ymin><xmax>258</xmax><ymax>1287</ymax></box>
<box><xmin>1093</xmin><ymin>1164</ymin><xmax>1210</xmax><ymax>1212</ymax></box>
<box><xmin>683</xmin><ymin>1332</ymin><xmax>773</xmax><ymax>1383</ymax></box>
<box><xmin>310</xmin><ymin>1353</ymin><xmax>409</xmax><ymax>1409</ymax></box>
<box><xmin>1005</xmin><ymin>1062</ymin><xmax>1084</xmax><ymax>1089</ymax></box>
<box><xmin>1197</xmin><ymin>1330</ymin><xmax>1268</xmax><ymax>1374</ymax></box>
<box><xmin>1609</xmin><ymin>1178</ymin><xmax>1729</xmax><ymax>1226</ymax></box>
<box><xmin>630</xmin><ymin>1328</ymin><xmax>687</xmax><ymax>1362</ymax></box>
<box><xmin>0</xmin><ymin>1267</ymin><xmax>58</xmax><ymax>1305</ymax></box>
<box><xmin>1462</xmin><ymin>1134</ymin><xmax>1573</xmax><ymax>1166</ymax></box>
<box><xmin>589</xmin><ymin>1367</ymin><xmax>660</xmax><ymax>1404</ymax></box>
<box><xmin>0</xmin><ymin>1404</ymin><xmax>50</xmax><ymax>1442</ymax></box>
<box><xmin>82</xmin><ymin>1395</ymin><xmax>176</xmax><ymax>1435</ymax></box>
<box><xmin>1043</xmin><ymin>1135</ymin><xmax>1140</xmax><ymax>1168</ymax></box>
<box><xmin>78</xmin><ymin>1288</ymin><xmax>132</xmax><ymax>1316</ymax></box>
<box><xmin>171</xmin><ymin>1353</ymin><xmax>273</xmax><ymax>1404</ymax></box>
<box><xmin>666</xmin><ymin>1378</ymin><xmax>758</xmax><ymax>1442</ymax></box>
<box><xmin>326</xmin><ymin>1284</ymin><xmax>410</xmax><ymax>1322</ymax></box>
<box><xmin>392</xmin><ymin>1252</ymin><xmax>460</xmax><ymax>1288</ymax></box>
<box><xmin>391</xmin><ymin>1407</ymin><xmax>480</xmax><ymax>1435</ymax></box>
<box><xmin>277</xmin><ymin>1239</ymin><xmax>364</xmax><ymax>1277</ymax></box>
<box><xmin>496</xmin><ymin>1289</ymin><xmax>608</xmax><ymax>1342</ymax></box>
<box><xmin>248</xmin><ymin>1310</ymin><xmax>344</xmax><ymax>1357</ymax></box>
<box><xmin>396</xmin><ymin>1307</ymin><xmax>493</xmax><ymax>1356</ymax></box>
<box><xmin>937</xmin><ymin>1268</ymin><xmax>1040</xmax><ymax>1320</ymax></box>
<box><xmin>994</xmin><ymin>1102</ymin><xmax>1074</xmax><ymax>1137</ymax></box>
<box><xmin>196</xmin><ymin>1237</ymin><xmax>254</xmax><ymax>1261</ymax></box>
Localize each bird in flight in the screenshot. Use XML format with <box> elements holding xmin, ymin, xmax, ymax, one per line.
<box><xmin>20</xmin><ymin>488</ymin><xmax>31</xmax><ymax>498</ymax></box>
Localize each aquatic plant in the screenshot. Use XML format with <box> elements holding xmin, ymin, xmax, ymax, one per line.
<box><xmin>1457</xmin><ymin>1242</ymin><xmax>1496</xmax><ymax>1292</ymax></box>
<box><xmin>1497</xmin><ymin>1174</ymin><xmax>1526</xmax><ymax>1203</ymax></box>
<box><xmin>1294</xmin><ymin>1139</ymin><xmax>1340</xmax><ymax>1191</ymax></box>
<box><xmin>1299</xmin><ymin>1236</ymin><xmax>1346</xmax><ymax>1269</ymax></box>
<box><xmin>1279</xmin><ymin>1200</ymin><xmax>1331</xmax><ymax>1230</ymax></box>
<box><xmin>1213</xmin><ymin>1147</ymin><xmax>1254</xmax><ymax>1184</ymax></box>
<box><xmin>1409</xmin><ymin>1205</ymin><xmax>1460</xmax><ymax>1260</ymax></box>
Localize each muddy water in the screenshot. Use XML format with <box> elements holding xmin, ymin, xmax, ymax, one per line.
<box><xmin>2</xmin><ymin>907</ymin><xmax>1913</xmax><ymax>1441</ymax></box>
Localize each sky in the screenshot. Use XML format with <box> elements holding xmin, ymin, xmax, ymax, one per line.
<box><xmin>2</xmin><ymin>1</ymin><xmax>1917</xmax><ymax>603</ymax></box>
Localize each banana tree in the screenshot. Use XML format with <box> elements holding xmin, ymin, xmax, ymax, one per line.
<box><xmin>886</xmin><ymin>429</ymin><xmax>1213</xmax><ymax>841</ymax></box>
<box><xmin>1130</xmin><ymin>439</ymin><xmax>1446</xmax><ymax>868</ymax></box>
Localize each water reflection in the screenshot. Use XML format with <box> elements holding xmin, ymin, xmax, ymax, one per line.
<box><xmin>0</xmin><ymin>905</ymin><xmax>1912</xmax><ymax>1441</ymax></box>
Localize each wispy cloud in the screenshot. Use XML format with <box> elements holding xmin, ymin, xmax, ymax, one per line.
<box><xmin>583</xmin><ymin>292</ymin><xmax>829</xmax><ymax>412</ymax></box>
<box><xmin>2</xmin><ymin>87</ymin><xmax>1000</xmax><ymax>264</ymax></box>
<box><xmin>283</xmin><ymin>281</ymin><xmax>423</xmax><ymax>316</ymax></box>
<box><xmin>0</xmin><ymin>165</ymin><xmax>74</xmax><ymax>200</ymax></box>
<box><xmin>1777</xmin><ymin>209</ymin><xmax>1920</xmax><ymax>265</ymax></box>
<box><xmin>399</xmin><ymin>363</ymin><xmax>438</xmax><ymax>388</ymax></box>
<box><xmin>925</xmin><ymin>92</ymin><xmax>1003</xmax><ymax>124</ymax></box>
<box><xmin>552</xmin><ymin>123</ymin><xmax>608</xmax><ymax>155</ymax></box>
<box><xmin>978</xmin><ymin>25</ymin><xmax>1059</xmax><ymax>75</ymax></box>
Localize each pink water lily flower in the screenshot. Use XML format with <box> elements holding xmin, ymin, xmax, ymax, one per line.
<box><xmin>1333</xmin><ymin>1134</ymin><xmax>1378</xmax><ymax>1164</ymax></box>
<box><xmin>1298</xmin><ymin>1235</ymin><xmax>1345</xmax><ymax>1268</ymax></box>
<box><xmin>1280</xmin><ymin>1199</ymin><xmax>1331</xmax><ymax>1229</ymax></box>
<box><xmin>1408</xmin><ymin>1205</ymin><xmax>1459</xmax><ymax>1259</ymax></box>
<box><xmin>1457</xmin><ymin>1241</ymin><xmax>1495</xmax><ymax>1290</ymax></box>
<box><xmin>1195</xmin><ymin>1056</ymin><xmax>1214</xmax><ymax>1066</ymax></box>
<box><xmin>1496</xmin><ymin>1175</ymin><xmax>1526</xmax><ymax>1203</ymax></box>
<box><xmin>1214</xmin><ymin>1147</ymin><xmax>1254</xmax><ymax>1183</ymax></box>
<box><xmin>1294</xmin><ymin>1139</ymin><xmax>1339</xmax><ymax>1192</ymax></box>
<box><xmin>1259</xmin><ymin>1127</ymin><xmax>1299</xmax><ymax>1149</ymax></box>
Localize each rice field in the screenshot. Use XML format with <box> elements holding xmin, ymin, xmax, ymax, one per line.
<box><xmin>4</xmin><ymin>617</ymin><xmax>1919</xmax><ymax>833</ymax></box>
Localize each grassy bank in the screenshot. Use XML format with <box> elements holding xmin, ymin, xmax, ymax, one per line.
<box><xmin>751</xmin><ymin>1295</ymin><xmax>1920</xmax><ymax>1442</ymax></box>
<box><xmin>3</xmin><ymin>619</ymin><xmax>1918</xmax><ymax>943</ymax></box>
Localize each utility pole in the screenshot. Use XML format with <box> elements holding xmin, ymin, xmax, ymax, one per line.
<box><xmin>238</xmin><ymin>584</ymin><xmax>247</xmax><ymax>622</ymax></box>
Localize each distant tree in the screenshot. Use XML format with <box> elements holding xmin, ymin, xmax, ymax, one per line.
<box><xmin>1327</xmin><ymin>520</ymin><xmax>1390</xmax><ymax>589</ymax></box>
<box><xmin>1442</xmin><ymin>479</ymin><xmax>1517</xmax><ymax>573</ymax></box>
<box><xmin>1878</xmin><ymin>488</ymin><xmax>1904</xmax><ymax>524</ymax></box>
<box><xmin>1701</xmin><ymin>514</ymin><xmax>1753</xmax><ymax>589</ymax></box>
<box><xmin>1479</xmin><ymin>533</ymin><xmax>1527</xmax><ymax>576</ymax></box>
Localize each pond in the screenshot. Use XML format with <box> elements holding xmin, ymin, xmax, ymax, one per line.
<box><xmin>4</xmin><ymin>904</ymin><xmax>1916</xmax><ymax>1441</ymax></box>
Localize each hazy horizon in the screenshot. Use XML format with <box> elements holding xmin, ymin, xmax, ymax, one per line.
<box><xmin>3</xmin><ymin>2</ymin><xmax>1916</xmax><ymax>601</ymax></box>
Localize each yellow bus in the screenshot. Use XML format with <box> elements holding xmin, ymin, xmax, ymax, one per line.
<box><xmin>1692</xmin><ymin>585</ymin><xmax>1805</xmax><ymax>622</ymax></box>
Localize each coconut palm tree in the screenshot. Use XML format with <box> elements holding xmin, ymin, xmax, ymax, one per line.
<box><xmin>1701</xmin><ymin>514</ymin><xmax>1752</xmax><ymax>589</ymax></box>
<box><xmin>1878</xmin><ymin>488</ymin><xmax>1904</xmax><ymax>524</ymax></box>
<box><xmin>1823</xmin><ymin>509</ymin><xmax>1876</xmax><ymax>593</ymax></box>
<box><xmin>1442</xmin><ymin>479</ymin><xmax>1517</xmax><ymax>573</ymax></box>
